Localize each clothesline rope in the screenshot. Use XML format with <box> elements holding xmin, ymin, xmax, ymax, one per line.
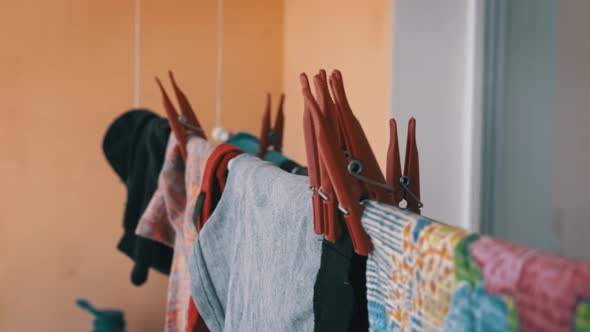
<box><xmin>133</xmin><ymin>0</ymin><xmax>224</xmax><ymax>130</ymax></box>
<box><xmin>134</xmin><ymin>0</ymin><xmax>141</xmax><ymax>108</ymax></box>
<box><xmin>215</xmin><ymin>0</ymin><xmax>224</xmax><ymax>128</ymax></box>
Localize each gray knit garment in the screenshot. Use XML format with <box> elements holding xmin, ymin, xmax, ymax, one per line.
<box><xmin>189</xmin><ymin>154</ymin><xmax>322</xmax><ymax>332</ymax></box>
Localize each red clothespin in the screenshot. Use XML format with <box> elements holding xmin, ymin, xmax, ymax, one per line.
<box><xmin>155</xmin><ymin>71</ymin><xmax>206</xmax><ymax>162</ymax></box>
<box><xmin>155</xmin><ymin>77</ymin><xmax>188</xmax><ymax>161</ymax></box>
<box><xmin>168</xmin><ymin>71</ymin><xmax>206</xmax><ymax>140</ymax></box>
<box><xmin>311</xmin><ymin>71</ymin><xmax>342</xmax><ymax>242</ymax></box>
<box><xmin>257</xmin><ymin>94</ymin><xmax>285</xmax><ymax>158</ymax></box>
<box><xmin>301</xmin><ymin>69</ymin><xmax>422</xmax><ymax>255</ymax></box>
<box><xmin>328</xmin><ymin>70</ymin><xmax>393</xmax><ymax>204</ymax></box>
<box><xmin>303</xmin><ymin>100</ymin><xmax>324</xmax><ymax>235</ymax></box>
<box><xmin>318</xmin><ymin>70</ymin><xmax>345</xmax><ymax>150</ymax></box>
<box><xmin>300</xmin><ymin>73</ymin><xmax>373</xmax><ymax>255</ymax></box>
<box><xmin>302</xmin><ymin>69</ymin><xmax>395</xmax><ymax>248</ymax></box>
<box><xmin>387</xmin><ymin>119</ymin><xmax>403</xmax><ymax>204</ymax></box>
<box><xmin>386</xmin><ymin>118</ymin><xmax>421</xmax><ymax>213</ymax></box>
<box><xmin>404</xmin><ymin>119</ymin><xmax>421</xmax><ymax>213</ymax></box>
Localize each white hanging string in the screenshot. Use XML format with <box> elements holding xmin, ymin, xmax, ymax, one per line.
<box><xmin>134</xmin><ymin>0</ymin><xmax>141</xmax><ymax>108</ymax></box>
<box><xmin>214</xmin><ymin>0</ymin><xmax>224</xmax><ymax>128</ymax></box>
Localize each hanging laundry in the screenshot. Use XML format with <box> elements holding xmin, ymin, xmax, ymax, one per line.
<box><xmin>192</xmin><ymin>143</ymin><xmax>242</xmax><ymax>232</ymax></box>
<box><xmin>361</xmin><ymin>200</ymin><xmax>590</xmax><ymax>332</ymax></box>
<box><xmin>313</xmin><ymin>216</ymin><xmax>369</xmax><ymax>332</ymax></box>
<box><xmin>226</xmin><ymin>132</ymin><xmax>305</xmax><ymax>174</ymax></box>
<box><xmin>467</xmin><ymin>236</ymin><xmax>590</xmax><ymax>332</ymax></box>
<box><xmin>102</xmin><ymin>109</ymin><xmax>173</xmax><ymax>286</ymax></box>
<box><xmin>135</xmin><ymin>134</ymin><xmax>216</xmax><ymax>332</ymax></box>
<box><xmin>188</xmin><ymin>153</ymin><xmax>322</xmax><ymax>332</ymax></box>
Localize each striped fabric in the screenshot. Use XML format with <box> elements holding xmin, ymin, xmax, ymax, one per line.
<box><xmin>136</xmin><ymin>134</ymin><xmax>216</xmax><ymax>332</ymax></box>
<box><xmin>361</xmin><ymin>200</ymin><xmax>590</xmax><ymax>332</ymax></box>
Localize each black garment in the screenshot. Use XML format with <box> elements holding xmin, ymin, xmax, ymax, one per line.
<box><xmin>103</xmin><ymin>109</ymin><xmax>173</xmax><ymax>286</ymax></box>
<box><xmin>314</xmin><ymin>215</ymin><xmax>369</xmax><ymax>332</ymax></box>
<box><xmin>278</xmin><ymin>159</ymin><xmax>308</xmax><ymax>176</ymax></box>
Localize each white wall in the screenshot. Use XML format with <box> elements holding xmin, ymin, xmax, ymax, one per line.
<box><xmin>391</xmin><ymin>0</ymin><xmax>483</xmax><ymax>229</ymax></box>
<box><xmin>393</xmin><ymin>0</ymin><xmax>590</xmax><ymax>259</ymax></box>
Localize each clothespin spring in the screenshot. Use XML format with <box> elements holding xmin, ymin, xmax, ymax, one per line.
<box><xmin>346</xmin><ymin>159</ymin><xmax>424</xmax><ymax>209</ymax></box>
<box><xmin>178</xmin><ymin>115</ymin><xmax>205</xmax><ymax>133</ymax></box>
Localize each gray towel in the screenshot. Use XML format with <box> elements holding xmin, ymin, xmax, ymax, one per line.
<box><xmin>189</xmin><ymin>154</ymin><xmax>322</xmax><ymax>332</ymax></box>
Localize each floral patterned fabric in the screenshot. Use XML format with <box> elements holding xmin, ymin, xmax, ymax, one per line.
<box><xmin>136</xmin><ymin>135</ymin><xmax>216</xmax><ymax>332</ymax></box>
<box><xmin>362</xmin><ymin>200</ymin><xmax>590</xmax><ymax>332</ymax></box>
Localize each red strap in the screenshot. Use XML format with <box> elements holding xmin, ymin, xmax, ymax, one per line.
<box><xmin>196</xmin><ymin>144</ymin><xmax>244</xmax><ymax>232</ymax></box>
<box><xmin>215</xmin><ymin>152</ymin><xmax>237</xmax><ymax>193</ymax></box>
<box><xmin>187</xmin><ymin>145</ymin><xmax>242</xmax><ymax>332</ymax></box>
<box><xmin>187</xmin><ymin>298</ymin><xmax>209</xmax><ymax>332</ymax></box>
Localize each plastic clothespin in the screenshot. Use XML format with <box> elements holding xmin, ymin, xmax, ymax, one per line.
<box><xmin>156</xmin><ymin>76</ymin><xmax>188</xmax><ymax>161</ymax></box>
<box><xmin>386</xmin><ymin>118</ymin><xmax>421</xmax><ymax>213</ymax></box>
<box><xmin>257</xmin><ymin>94</ymin><xmax>285</xmax><ymax>158</ymax></box>
<box><xmin>329</xmin><ymin>70</ymin><xmax>393</xmax><ymax>204</ymax></box>
<box><xmin>303</xmin><ymin>100</ymin><xmax>324</xmax><ymax>235</ymax></box>
<box><xmin>311</xmin><ymin>71</ymin><xmax>341</xmax><ymax>242</ymax></box>
<box><xmin>403</xmin><ymin>118</ymin><xmax>421</xmax><ymax>213</ymax></box>
<box><xmin>387</xmin><ymin>118</ymin><xmax>403</xmax><ymax>204</ymax></box>
<box><xmin>155</xmin><ymin>71</ymin><xmax>206</xmax><ymax>162</ymax></box>
<box><xmin>168</xmin><ymin>71</ymin><xmax>206</xmax><ymax>140</ymax></box>
<box><xmin>300</xmin><ymin>72</ymin><xmax>373</xmax><ymax>255</ymax></box>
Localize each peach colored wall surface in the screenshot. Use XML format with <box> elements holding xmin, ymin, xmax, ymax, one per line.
<box><xmin>0</xmin><ymin>0</ymin><xmax>283</xmax><ymax>331</ymax></box>
<box><xmin>1</xmin><ymin>0</ymin><xmax>391</xmax><ymax>330</ymax></box>
<box><xmin>281</xmin><ymin>0</ymin><xmax>393</xmax><ymax>166</ymax></box>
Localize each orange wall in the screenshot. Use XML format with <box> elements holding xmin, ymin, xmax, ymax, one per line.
<box><xmin>0</xmin><ymin>0</ymin><xmax>283</xmax><ymax>331</ymax></box>
<box><xmin>281</xmin><ymin>0</ymin><xmax>393</xmax><ymax>166</ymax></box>
<box><xmin>1</xmin><ymin>0</ymin><xmax>391</xmax><ymax>330</ymax></box>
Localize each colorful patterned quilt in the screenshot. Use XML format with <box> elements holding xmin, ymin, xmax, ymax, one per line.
<box><xmin>362</xmin><ymin>200</ymin><xmax>590</xmax><ymax>332</ymax></box>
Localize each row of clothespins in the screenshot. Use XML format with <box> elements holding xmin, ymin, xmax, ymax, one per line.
<box><xmin>155</xmin><ymin>71</ymin><xmax>287</xmax><ymax>164</ymax></box>
<box><xmin>154</xmin><ymin>69</ymin><xmax>422</xmax><ymax>256</ymax></box>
